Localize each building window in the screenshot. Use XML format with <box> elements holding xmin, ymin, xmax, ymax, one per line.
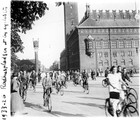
<box><xmin>128</xmin><ymin>51</ymin><xmax>132</xmax><ymax>56</ymax></box>
<box><xmin>113</xmin><ymin>51</ymin><xmax>117</xmax><ymax>57</ymax></box>
<box><xmin>70</xmin><ymin>5</ymin><xmax>73</xmax><ymax>9</ymax></box>
<box><xmin>99</xmin><ymin>60</ymin><xmax>103</xmax><ymax>66</ymax></box>
<box><xmin>104</xmin><ymin>60</ymin><xmax>109</xmax><ymax>66</ymax></box>
<box><xmin>125</xmin><ymin>41</ymin><xmax>132</xmax><ymax>48</ymax></box>
<box><xmin>113</xmin><ymin>59</ymin><xmax>118</xmax><ymax>66</ymax></box>
<box><xmin>96</xmin><ymin>41</ymin><xmax>102</xmax><ymax>48</ymax></box>
<box><xmin>102</xmin><ymin>41</ymin><xmax>109</xmax><ymax>48</ymax></box>
<box><xmin>98</xmin><ymin>52</ymin><xmax>102</xmax><ymax>58</ymax></box>
<box><xmin>111</xmin><ymin>41</ymin><xmax>117</xmax><ymax>48</ymax></box>
<box><xmin>120</xmin><ymin>51</ymin><xmax>125</xmax><ymax>57</ymax></box>
<box><xmin>128</xmin><ymin>59</ymin><xmax>133</xmax><ymax>66</ymax></box>
<box><xmin>132</xmin><ymin>40</ymin><xmax>139</xmax><ymax>48</ymax></box>
<box><xmin>121</xmin><ymin>59</ymin><xmax>125</xmax><ymax>65</ymax></box>
<box><xmin>104</xmin><ymin>52</ymin><xmax>108</xmax><ymax>58</ymax></box>
<box><xmin>118</xmin><ymin>41</ymin><xmax>124</xmax><ymax>48</ymax></box>
<box><xmin>71</xmin><ymin>19</ymin><xmax>74</xmax><ymax>25</ymax></box>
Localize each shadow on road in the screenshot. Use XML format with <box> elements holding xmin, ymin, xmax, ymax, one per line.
<box><xmin>64</xmin><ymin>90</ymin><xmax>83</xmax><ymax>94</ymax></box>
<box><xmin>24</xmin><ymin>102</ymin><xmax>85</xmax><ymax>117</ymax></box>
<box><xmin>78</xmin><ymin>96</ymin><xmax>106</xmax><ymax>101</ymax></box>
<box><xmin>24</xmin><ymin>102</ymin><xmax>47</xmax><ymax>112</ymax></box>
<box><xmin>62</xmin><ymin>101</ymin><xmax>105</xmax><ymax>110</ymax></box>
<box><xmin>48</xmin><ymin>111</ymin><xmax>85</xmax><ymax>117</ymax></box>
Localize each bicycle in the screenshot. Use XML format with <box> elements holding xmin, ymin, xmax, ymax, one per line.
<box><xmin>22</xmin><ymin>84</ymin><xmax>27</xmax><ymax>102</ymax></box>
<box><xmin>105</xmin><ymin>90</ymin><xmax>139</xmax><ymax>117</ymax></box>
<box><xmin>44</xmin><ymin>87</ymin><xmax>52</xmax><ymax>112</ymax></box>
<box><xmin>19</xmin><ymin>82</ymin><xmax>28</xmax><ymax>102</ymax></box>
<box><xmin>126</xmin><ymin>86</ymin><xmax>138</xmax><ymax>101</ymax></box>
<box><xmin>82</xmin><ymin>78</ymin><xmax>89</xmax><ymax>94</ymax></box>
<box><xmin>126</xmin><ymin>89</ymin><xmax>138</xmax><ymax>109</ymax></box>
<box><xmin>56</xmin><ymin>81</ymin><xmax>64</xmax><ymax>96</ymax></box>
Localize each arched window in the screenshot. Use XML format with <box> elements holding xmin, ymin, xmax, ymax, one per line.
<box><xmin>121</xmin><ymin>59</ymin><xmax>125</xmax><ymax>65</ymax></box>
<box><xmin>104</xmin><ymin>52</ymin><xmax>108</xmax><ymax>58</ymax></box>
<box><xmin>113</xmin><ymin>51</ymin><xmax>117</xmax><ymax>57</ymax></box>
<box><xmin>128</xmin><ymin>51</ymin><xmax>132</xmax><ymax>56</ymax></box>
<box><xmin>99</xmin><ymin>60</ymin><xmax>103</xmax><ymax>66</ymax></box>
<box><xmin>120</xmin><ymin>51</ymin><xmax>125</xmax><ymax>57</ymax></box>
<box><xmin>113</xmin><ymin>59</ymin><xmax>118</xmax><ymax>66</ymax></box>
<box><xmin>104</xmin><ymin>59</ymin><xmax>109</xmax><ymax>66</ymax></box>
<box><xmin>128</xmin><ymin>58</ymin><xmax>133</xmax><ymax>66</ymax></box>
<box><xmin>98</xmin><ymin>52</ymin><xmax>103</xmax><ymax>58</ymax></box>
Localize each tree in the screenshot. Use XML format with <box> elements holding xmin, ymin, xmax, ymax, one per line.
<box><xmin>11</xmin><ymin>0</ymin><xmax>49</xmax><ymax>69</ymax></box>
<box><xmin>49</xmin><ymin>61</ymin><xmax>59</xmax><ymax>71</ymax></box>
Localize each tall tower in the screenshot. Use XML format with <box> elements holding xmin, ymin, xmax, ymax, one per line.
<box><xmin>63</xmin><ymin>2</ymin><xmax>78</xmax><ymax>70</ymax></box>
<box><xmin>64</xmin><ymin>2</ymin><xmax>78</xmax><ymax>40</ymax></box>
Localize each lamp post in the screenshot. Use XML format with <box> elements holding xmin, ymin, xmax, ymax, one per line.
<box><xmin>33</xmin><ymin>38</ymin><xmax>39</xmax><ymax>82</ymax></box>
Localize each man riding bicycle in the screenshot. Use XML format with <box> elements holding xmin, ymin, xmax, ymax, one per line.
<box><xmin>42</xmin><ymin>72</ymin><xmax>52</xmax><ymax>106</ymax></box>
<box><xmin>30</xmin><ymin>70</ymin><xmax>37</xmax><ymax>91</ymax></box>
<box><xmin>19</xmin><ymin>71</ymin><xmax>28</xmax><ymax>100</ymax></box>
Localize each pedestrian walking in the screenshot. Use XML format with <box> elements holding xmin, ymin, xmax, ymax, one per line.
<box><xmin>11</xmin><ymin>72</ymin><xmax>24</xmax><ymax>116</ymax></box>
<box><xmin>91</xmin><ymin>69</ymin><xmax>96</xmax><ymax>80</ymax></box>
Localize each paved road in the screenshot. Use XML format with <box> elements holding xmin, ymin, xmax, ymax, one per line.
<box><xmin>19</xmin><ymin>76</ymin><xmax>139</xmax><ymax>117</ymax></box>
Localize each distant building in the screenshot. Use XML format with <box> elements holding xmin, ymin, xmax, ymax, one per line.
<box><xmin>60</xmin><ymin>49</ymin><xmax>67</xmax><ymax>70</ymax></box>
<box><xmin>60</xmin><ymin>2</ymin><xmax>139</xmax><ymax>72</ymax></box>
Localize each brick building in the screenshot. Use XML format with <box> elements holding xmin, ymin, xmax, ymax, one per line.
<box><xmin>60</xmin><ymin>2</ymin><xmax>139</xmax><ymax>72</ymax></box>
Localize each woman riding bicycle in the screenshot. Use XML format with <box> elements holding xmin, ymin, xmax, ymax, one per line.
<box><xmin>107</xmin><ymin>66</ymin><xmax>127</xmax><ymax>117</ymax></box>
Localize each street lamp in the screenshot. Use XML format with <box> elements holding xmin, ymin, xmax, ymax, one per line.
<box><xmin>33</xmin><ymin>38</ymin><xmax>39</xmax><ymax>82</ymax></box>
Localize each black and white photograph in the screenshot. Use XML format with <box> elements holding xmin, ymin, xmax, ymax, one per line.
<box><xmin>0</xmin><ymin>0</ymin><xmax>140</xmax><ymax>118</ymax></box>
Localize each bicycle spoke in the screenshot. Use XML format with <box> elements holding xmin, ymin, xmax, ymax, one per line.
<box><xmin>127</xmin><ymin>93</ymin><xmax>138</xmax><ymax>108</ymax></box>
<box><xmin>124</xmin><ymin>105</ymin><xmax>139</xmax><ymax>117</ymax></box>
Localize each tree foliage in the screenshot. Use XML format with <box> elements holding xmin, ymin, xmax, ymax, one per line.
<box><xmin>11</xmin><ymin>0</ymin><xmax>48</xmax><ymax>69</ymax></box>
<box><xmin>11</xmin><ymin>0</ymin><xmax>48</xmax><ymax>54</ymax></box>
<box><xmin>11</xmin><ymin>1</ymin><xmax>49</xmax><ymax>34</ymax></box>
<box><xmin>49</xmin><ymin>61</ymin><xmax>59</xmax><ymax>71</ymax></box>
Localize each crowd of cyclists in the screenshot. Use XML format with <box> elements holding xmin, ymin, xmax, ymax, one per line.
<box><xmin>11</xmin><ymin>66</ymin><xmax>138</xmax><ymax>116</ymax></box>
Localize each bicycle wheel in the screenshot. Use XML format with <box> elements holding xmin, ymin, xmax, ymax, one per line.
<box><xmin>60</xmin><ymin>86</ymin><xmax>64</xmax><ymax>96</ymax></box>
<box><xmin>105</xmin><ymin>98</ymin><xmax>114</xmax><ymax>117</ymax></box>
<box><xmin>102</xmin><ymin>80</ymin><xmax>107</xmax><ymax>87</ymax></box>
<box><xmin>23</xmin><ymin>90</ymin><xmax>27</xmax><ymax>102</ymax></box>
<box><xmin>64</xmin><ymin>82</ymin><xmax>67</xmax><ymax>88</ymax></box>
<box><xmin>127</xmin><ymin>93</ymin><xmax>138</xmax><ymax>109</ymax></box>
<box><xmin>129</xmin><ymin>88</ymin><xmax>138</xmax><ymax>100</ymax></box>
<box><xmin>85</xmin><ymin>85</ymin><xmax>89</xmax><ymax>94</ymax></box>
<box><xmin>123</xmin><ymin>104</ymin><xmax>139</xmax><ymax>117</ymax></box>
<box><xmin>47</xmin><ymin>96</ymin><xmax>52</xmax><ymax>112</ymax></box>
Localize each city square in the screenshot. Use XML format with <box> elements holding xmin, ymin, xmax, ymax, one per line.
<box><xmin>1</xmin><ymin>0</ymin><xmax>138</xmax><ymax>118</ymax></box>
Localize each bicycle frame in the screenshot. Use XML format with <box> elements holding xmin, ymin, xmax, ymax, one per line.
<box><xmin>44</xmin><ymin>88</ymin><xmax>52</xmax><ymax>112</ymax></box>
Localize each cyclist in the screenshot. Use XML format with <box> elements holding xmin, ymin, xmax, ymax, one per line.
<box><xmin>19</xmin><ymin>71</ymin><xmax>28</xmax><ymax>98</ymax></box>
<box><xmin>60</xmin><ymin>71</ymin><xmax>65</xmax><ymax>86</ymax></box>
<box><xmin>105</xmin><ymin>67</ymin><xmax>110</xmax><ymax>78</ymax></box>
<box><xmin>82</xmin><ymin>69</ymin><xmax>89</xmax><ymax>93</ymax></box>
<box><xmin>42</xmin><ymin>72</ymin><xmax>52</xmax><ymax>106</ymax></box>
<box><xmin>30</xmin><ymin>70</ymin><xmax>37</xmax><ymax>91</ymax></box>
<box><xmin>107</xmin><ymin>66</ymin><xmax>127</xmax><ymax>117</ymax></box>
<box><xmin>122</xmin><ymin>67</ymin><xmax>132</xmax><ymax>85</ymax></box>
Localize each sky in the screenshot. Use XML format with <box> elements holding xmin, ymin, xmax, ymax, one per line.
<box><xmin>16</xmin><ymin>0</ymin><xmax>139</xmax><ymax>68</ymax></box>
